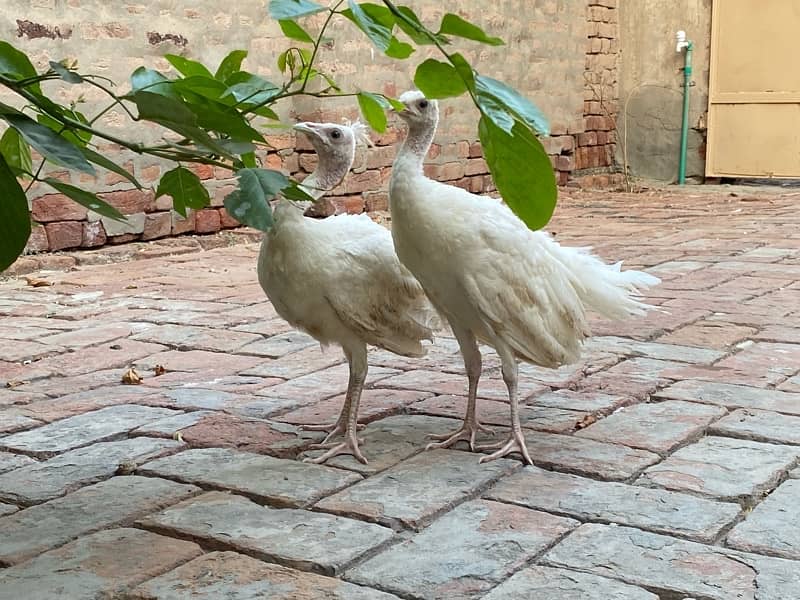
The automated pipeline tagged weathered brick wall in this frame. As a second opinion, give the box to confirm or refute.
[2,0,620,256]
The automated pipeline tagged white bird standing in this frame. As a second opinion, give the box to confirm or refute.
[388,91,660,464]
[258,121,439,464]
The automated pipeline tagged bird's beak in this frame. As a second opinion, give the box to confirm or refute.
[293,122,321,138]
[393,105,413,119]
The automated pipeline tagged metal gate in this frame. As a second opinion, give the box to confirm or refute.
[706,0,800,178]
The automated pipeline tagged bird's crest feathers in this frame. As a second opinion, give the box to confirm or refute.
[343,119,374,148]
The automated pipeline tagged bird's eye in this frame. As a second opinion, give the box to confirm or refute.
[330,129,342,139]
[419,100,429,109]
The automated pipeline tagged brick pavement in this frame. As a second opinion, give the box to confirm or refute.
[1,186,800,598]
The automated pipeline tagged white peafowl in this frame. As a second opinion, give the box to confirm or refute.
[388,91,660,464]
[258,120,439,464]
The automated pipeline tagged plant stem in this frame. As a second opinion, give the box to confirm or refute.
[301,0,344,92]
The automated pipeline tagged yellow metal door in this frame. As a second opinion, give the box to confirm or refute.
[707,0,800,177]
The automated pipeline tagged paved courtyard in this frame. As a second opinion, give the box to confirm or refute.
[1,186,800,599]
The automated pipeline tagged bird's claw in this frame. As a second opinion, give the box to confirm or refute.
[477,429,533,465]
[304,435,368,465]
[303,421,365,444]
[426,421,494,452]
[308,437,365,450]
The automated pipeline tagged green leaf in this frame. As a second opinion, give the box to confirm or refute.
[48,60,83,84]
[393,5,440,45]
[479,115,556,231]
[413,59,468,99]
[357,92,388,133]
[241,151,257,169]
[475,75,549,135]
[37,110,92,147]
[279,19,314,43]
[385,96,405,112]
[156,166,210,217]
[129,91,233,158]
[164,54,214,79]
[0,127,33,174]
[268,0,326,20]
[437,13,504,46]
[172,76,229,102]
[2,113,94,174]
[281,180,315,202]
[131,90,196,126]
[0,154,31,271]
[179,93,263,142]
[79,145,142,190]
[225,168,291,231]
[215,50,248,82]
[449,52,475,91]
[0,41,41,94]
[43,178,126,222]
[385,36,414,59]
[130,66,179,98]
[344,1,393,54]
[224,72,279,106]
[343,2,415,57]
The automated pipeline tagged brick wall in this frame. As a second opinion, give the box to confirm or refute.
[2,0,620,256]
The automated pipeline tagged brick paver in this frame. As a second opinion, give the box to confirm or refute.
[2,187,800,596]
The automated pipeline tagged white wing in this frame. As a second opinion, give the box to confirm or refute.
[313,214,440,356]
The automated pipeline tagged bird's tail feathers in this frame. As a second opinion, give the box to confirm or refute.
[544,238,660,320]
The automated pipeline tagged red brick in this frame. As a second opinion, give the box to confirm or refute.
[577,131,598,146]
[469,142,483,158]
[366,145,396,169]
[218,208,240,228]
[343,170,381,194]
[171,210,196,235]
[141,212,172,240]
[25,225,50,253]
[81,221,107,247]
[195,209,221,233]
[364,191,389,212]
[264,153,282,171]
[104,161,135,186]
[465,157,488,176]
[100,189,155,214]
[31,194,88,222]
[212,184,235,208]
[264,134,293,151]
[556,155,573,171]
[45,221,83,250]
[332,195,365,214]
[108,233,140,244]
[190,163,215,180]
[138,164,160,184]
[298,153,317,173]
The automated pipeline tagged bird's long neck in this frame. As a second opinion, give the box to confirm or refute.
[393,122,436,178]
[274,151,349,221]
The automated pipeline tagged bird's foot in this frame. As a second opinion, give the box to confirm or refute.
[304,421,365,444]
[303,432,368,465]
[477,428,533,465]
[426,421,494,452]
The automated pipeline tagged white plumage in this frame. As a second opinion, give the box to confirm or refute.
[258,121,438,464]
[389,91,660,464]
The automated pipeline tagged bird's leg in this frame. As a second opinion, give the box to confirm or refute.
[427,328,492,452]
[477,349,533,465]
[304,344,369,465]
[303,350,365,440]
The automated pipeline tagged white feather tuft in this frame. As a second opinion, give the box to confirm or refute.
[343,119,374,148]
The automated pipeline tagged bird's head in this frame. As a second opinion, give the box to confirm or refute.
[292,121,370,197]
[293,121,358,165]
[395,90,439,130]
